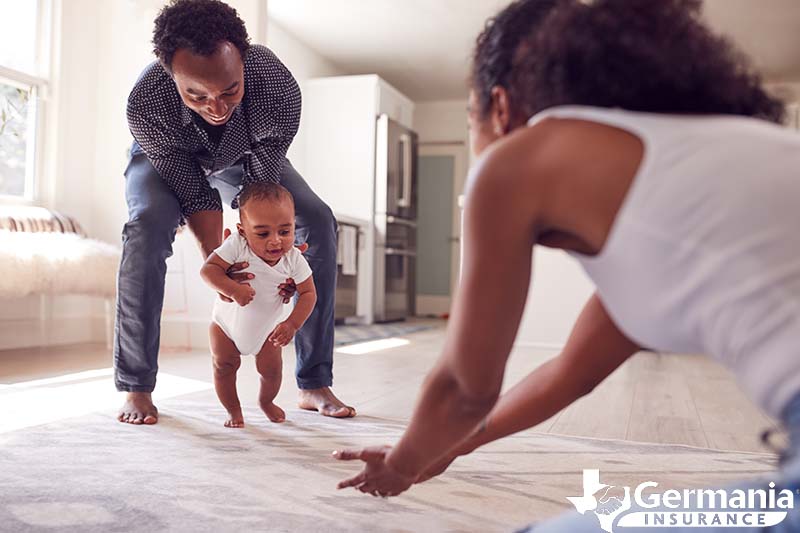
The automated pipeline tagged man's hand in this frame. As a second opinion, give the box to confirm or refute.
[217,228,255,302]
[278,241,308,304]
[219,260,253,302]
[232,283,255,306]
[268,320,297,347]
[333,445,416,498]
[278,278,297,304]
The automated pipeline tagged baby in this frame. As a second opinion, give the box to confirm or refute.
[200,182,316,428]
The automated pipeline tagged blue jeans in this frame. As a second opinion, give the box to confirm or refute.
[520,394,800,532]
[114,147,337,392]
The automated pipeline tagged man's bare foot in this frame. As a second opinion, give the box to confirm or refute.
[117,392,158,425]
[260,401,286,423]
[224,407,245,428]
[298,387,356,418]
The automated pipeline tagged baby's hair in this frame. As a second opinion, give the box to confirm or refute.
[238,182,294,212]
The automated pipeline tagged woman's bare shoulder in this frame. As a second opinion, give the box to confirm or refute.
[469,117,643,253]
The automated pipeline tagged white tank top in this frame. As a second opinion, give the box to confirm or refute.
[528,106,800,417]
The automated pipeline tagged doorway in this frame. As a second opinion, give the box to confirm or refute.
[415,143,468,316]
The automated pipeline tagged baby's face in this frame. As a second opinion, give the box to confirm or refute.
[237,198,295,264]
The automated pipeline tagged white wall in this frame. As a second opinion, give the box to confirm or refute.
[514,249,595,348]
[413,99,469,145]
[766,80,800,101]
[266,20,346,179]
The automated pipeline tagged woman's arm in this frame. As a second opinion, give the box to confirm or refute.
[334,123,642,496]
[382,157,541,479]
[335,137,548,495]
[419,292,640,480]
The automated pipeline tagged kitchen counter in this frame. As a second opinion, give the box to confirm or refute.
[333,213,372,324]
[334,213,370,229]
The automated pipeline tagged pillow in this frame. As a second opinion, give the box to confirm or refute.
[0,206,86,236]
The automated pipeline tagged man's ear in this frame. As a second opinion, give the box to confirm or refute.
[490,86,512,136]
[159,59,173,77]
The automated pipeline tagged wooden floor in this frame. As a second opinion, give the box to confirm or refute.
[0,322,779,453]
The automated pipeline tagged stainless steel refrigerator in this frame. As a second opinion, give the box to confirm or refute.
[374,114,418,322]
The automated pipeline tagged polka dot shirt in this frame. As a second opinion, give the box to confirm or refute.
[126,45,301,217]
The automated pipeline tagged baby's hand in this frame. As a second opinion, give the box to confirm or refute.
[232,283,256,306]
[268,321,297,347]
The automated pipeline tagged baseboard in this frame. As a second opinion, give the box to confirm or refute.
[0,314,566,353]
[415,295,451,316]
[0,315,107,350]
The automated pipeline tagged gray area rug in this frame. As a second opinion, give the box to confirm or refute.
[0,399,779,532]
[334,323,435,346]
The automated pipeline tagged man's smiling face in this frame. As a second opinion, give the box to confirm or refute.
[170,40,245,126]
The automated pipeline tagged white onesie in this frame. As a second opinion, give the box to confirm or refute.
[212,233,313,355]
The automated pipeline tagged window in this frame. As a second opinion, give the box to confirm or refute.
[0,0,51,201]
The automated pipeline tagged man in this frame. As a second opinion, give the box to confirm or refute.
[115,0,354,423]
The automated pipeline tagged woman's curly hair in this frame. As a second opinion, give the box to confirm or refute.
[473,0,785,123]
[152,0,250,70]
[471,0,560,126]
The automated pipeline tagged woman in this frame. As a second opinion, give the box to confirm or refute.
[335,0,799,530]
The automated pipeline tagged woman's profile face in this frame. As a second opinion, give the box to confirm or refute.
[467,89,502,158]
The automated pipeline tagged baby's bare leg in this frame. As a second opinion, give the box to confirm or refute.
[209,323,244,428]
[256,341,285,423]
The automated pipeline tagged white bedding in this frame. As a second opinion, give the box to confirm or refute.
[0,230,120,298]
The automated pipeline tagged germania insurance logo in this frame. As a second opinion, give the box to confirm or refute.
[566,469,794,532]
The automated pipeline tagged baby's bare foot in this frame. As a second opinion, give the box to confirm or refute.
[224,407,245,428]
[260,401,285,423]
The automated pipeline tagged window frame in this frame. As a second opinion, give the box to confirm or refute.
[0,0,52,205]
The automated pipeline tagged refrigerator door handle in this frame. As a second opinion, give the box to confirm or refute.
[386,215,417,228]
[397,133,412,207]
[384,247,417,257]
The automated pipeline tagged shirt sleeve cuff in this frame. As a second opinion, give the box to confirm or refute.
[181,197,223,218]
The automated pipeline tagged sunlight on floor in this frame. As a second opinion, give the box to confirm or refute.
[0,368,212,434]
[334,337,411,355]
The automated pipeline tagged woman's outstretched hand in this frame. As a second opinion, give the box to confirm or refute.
[333,445,416,498]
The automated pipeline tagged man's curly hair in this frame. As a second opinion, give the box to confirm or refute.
[152,0,250,70]
[473,0,785,123]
